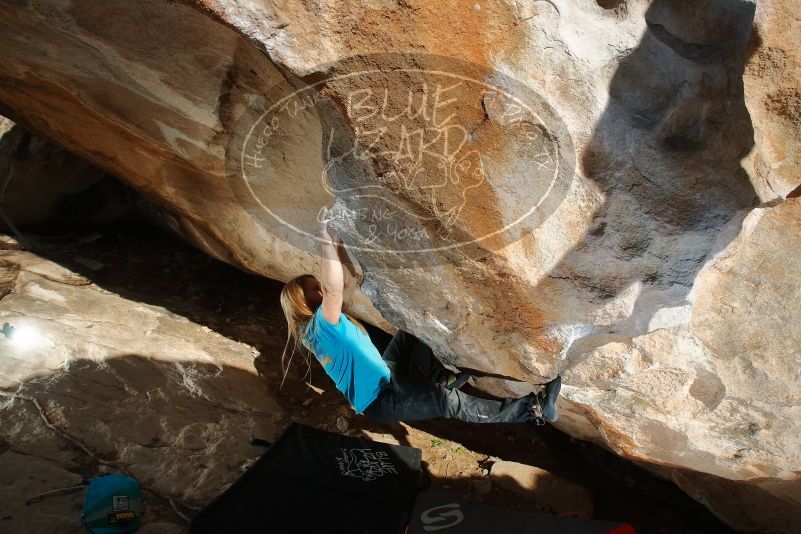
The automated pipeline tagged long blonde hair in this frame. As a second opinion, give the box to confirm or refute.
[279,274,367,389]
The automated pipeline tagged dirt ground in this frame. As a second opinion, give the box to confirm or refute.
[6,217,733,534]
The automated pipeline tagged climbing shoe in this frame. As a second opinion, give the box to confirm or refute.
[439,371,472,390]
[530,375,561,425]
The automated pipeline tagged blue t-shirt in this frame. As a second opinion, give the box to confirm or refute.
[302,307,391,413]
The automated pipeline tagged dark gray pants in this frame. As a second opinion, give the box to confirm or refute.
[362,330,539,424]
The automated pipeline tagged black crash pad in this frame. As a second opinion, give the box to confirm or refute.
[408,491,636,534]
[190,423,422,534]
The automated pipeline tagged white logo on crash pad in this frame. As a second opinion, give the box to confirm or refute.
[421,503,464,531]
[336,448,398,481]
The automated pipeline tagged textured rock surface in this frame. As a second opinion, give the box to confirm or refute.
[0,248,282,530]
[742,1,801,200]
[0,0,799,531]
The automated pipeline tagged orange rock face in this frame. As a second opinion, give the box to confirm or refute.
[0,0,799,531]
[743,0,801,200]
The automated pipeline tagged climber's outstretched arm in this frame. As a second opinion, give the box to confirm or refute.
[336,235,360,304]
[319,221,344,325]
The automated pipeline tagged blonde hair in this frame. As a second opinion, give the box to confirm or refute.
[279,274,368,390]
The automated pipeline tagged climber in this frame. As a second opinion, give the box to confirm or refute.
[278,220,561,425]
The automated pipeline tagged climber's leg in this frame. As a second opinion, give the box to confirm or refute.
[379,330,416,377]
[531,375,561,423]
[405,332,473,389]
[362,375,540,424]
[362,378,443,422]
[439,388,541,424]
[381,330,449,383]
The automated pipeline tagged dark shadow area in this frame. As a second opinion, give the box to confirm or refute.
[364,415,733,534]
[667,465,801,533]
[2,218,734,533]
[0,119,139,237]
[0,353,280,531]
[542,0,758,331]
[3,351,733,534]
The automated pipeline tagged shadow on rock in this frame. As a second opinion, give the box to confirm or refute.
[543,0,758,335]
[0,353,283,531]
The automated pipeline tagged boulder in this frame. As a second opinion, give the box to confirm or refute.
[0,248,282,528]
[0,0,799,530]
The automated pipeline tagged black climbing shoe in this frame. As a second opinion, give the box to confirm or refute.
[531,375,561,424]
[440,371,472,390]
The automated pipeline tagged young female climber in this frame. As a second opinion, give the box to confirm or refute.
[278,221,561,425]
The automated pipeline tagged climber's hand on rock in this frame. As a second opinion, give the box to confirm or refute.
[320,219,335,243]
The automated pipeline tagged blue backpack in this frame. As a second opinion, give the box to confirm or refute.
[82,474,141,533]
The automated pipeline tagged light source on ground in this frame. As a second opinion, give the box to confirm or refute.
[2,322,46,350]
